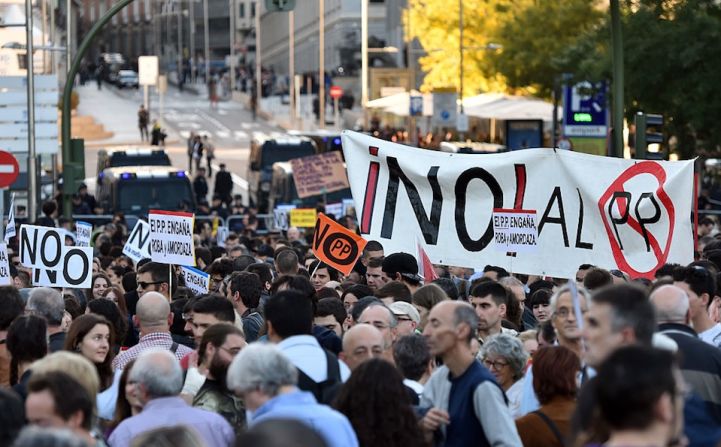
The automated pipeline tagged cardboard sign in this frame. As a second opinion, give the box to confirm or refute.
[19,224,92,288]
[0,243,12,286]
[312,213,367,276]
[123,220,152,263]
[290,208,317,228]
[5,193,15,243]
[274,204,296,231]
[492,209,538,253]
[180,266,210,295]
[341,130,694,279]
[75,221,92,247]
[290,152,350,199]
[149,210,196,266]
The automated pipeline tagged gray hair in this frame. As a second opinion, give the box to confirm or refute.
[479,334,528,381]
[27,287,64,326]
[549,285,590,313]
[129,348,183,398]
[12,426,89,447]
[365,303,398,328]
[226,343,297,397]
[651,285,690,323]
[498,276,524,289]
[453,303,479,342]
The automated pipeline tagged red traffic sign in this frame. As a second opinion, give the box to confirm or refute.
[330,85,343,99]
[0,151,19,188]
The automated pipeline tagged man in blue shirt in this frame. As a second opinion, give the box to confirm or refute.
[227,343,358,447]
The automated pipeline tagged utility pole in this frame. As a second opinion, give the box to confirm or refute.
[255,4,261,114]
[203,0,209,81]
[177,0,182,80]
[229,0,236,93]
[361,0,367,129]
[407,7,417,146]
[26,0,38,220]
[289,10,295,126]
[66,0,71,72]
[610,0,624,157]
[189,0,195,82]
[318,0,325,128]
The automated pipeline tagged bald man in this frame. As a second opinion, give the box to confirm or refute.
[112,292,194,370]
[652,284,721,424]
[339,324,385,371]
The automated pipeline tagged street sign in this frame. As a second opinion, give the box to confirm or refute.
[409,95,423,117]
[138,56,159,86]
[0,151,20,188]
[330,85,343,99]
[265,0,296,12]
[563,81,608,138]
[432,91,458,128]
[457,113,469,132]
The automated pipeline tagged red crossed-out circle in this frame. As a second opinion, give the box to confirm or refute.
[597,161,675,279]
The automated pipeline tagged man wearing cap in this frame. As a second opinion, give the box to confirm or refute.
[382,253,423,293]
[389,302,420,336]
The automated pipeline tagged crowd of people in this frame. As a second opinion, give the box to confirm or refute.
[1,210,721,447]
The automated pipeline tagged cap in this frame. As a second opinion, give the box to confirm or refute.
[389,301,421,324]
[382,252,423,283]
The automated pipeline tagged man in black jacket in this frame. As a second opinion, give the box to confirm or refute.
[193,167,209,204]
[214,163,233,207]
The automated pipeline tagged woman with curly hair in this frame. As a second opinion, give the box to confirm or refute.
[333,358,428,447]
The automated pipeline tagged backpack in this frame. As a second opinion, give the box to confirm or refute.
[296,348,341,405]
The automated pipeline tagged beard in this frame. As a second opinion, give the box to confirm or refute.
[208,352,231,390]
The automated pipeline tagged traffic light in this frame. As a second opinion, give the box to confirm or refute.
[264,0,295,12]
[64,138,86,194]
[635,112,664,160]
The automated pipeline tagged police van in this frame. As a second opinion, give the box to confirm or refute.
[96,166,195,215]
[96,146,171,177]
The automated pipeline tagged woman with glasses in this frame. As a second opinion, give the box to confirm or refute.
[479,333,528,418]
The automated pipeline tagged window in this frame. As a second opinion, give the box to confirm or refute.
[239,2,245,18]
[250,1,255,17]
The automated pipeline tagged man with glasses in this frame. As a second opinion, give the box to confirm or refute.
[389,301,420,336]
[136,262,176,300]
[193,323,247,435]
[673,264,721,348]
[358,303,398,363]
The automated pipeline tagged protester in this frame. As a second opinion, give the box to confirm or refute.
[393,333,433,401]
[469,281,517,344]
[357,302,398,362]
[108,349,234,447]
[26,287,66,352]
[0,387,25,445]
[88,273,112,301]
[528,288,552,323]
[192,323,247,434]
[339,324,385,371]
[108,360,140,435]
[515,346,580,446]
[112,292,193,371]
[333,358,428,447]
[310,260,341,291]
[411,283,449,330]
[478,334,528,418]
[235,419,329,447]
[420,301,521,446]
[673,265,721,348]
[135,262,176,300]
[228,271,264,342]
[226,343,359,447]
[382,253,423,293]
[0,286,24,386]
[364,257,387,292]
[7,314,47,399]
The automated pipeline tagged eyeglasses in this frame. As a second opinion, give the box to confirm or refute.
[219,346,243,356]
[554,307,586,319]
[482,359,509,370]
[138,280,164,289]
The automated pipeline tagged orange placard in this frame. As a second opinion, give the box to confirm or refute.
[312,213,367,276]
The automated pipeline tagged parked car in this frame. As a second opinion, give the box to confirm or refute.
[117,70,139,89]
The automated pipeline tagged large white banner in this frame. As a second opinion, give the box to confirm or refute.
[341,131,695,279]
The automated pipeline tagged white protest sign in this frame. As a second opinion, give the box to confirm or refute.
[5,193,15,243]
[341,131,695,279]
[31,245,93,288]
[492,209,538,253]
[149,210,196,266]
[273,204,296,231]
[19,224,93,288]
[123,220,152,262]
[216,226,229,248]
[180,266,209,295]
[75,221,92,247]
[0,243,11,286]
[325,202,344,219]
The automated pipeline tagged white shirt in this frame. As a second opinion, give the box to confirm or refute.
[506,379,524,419]
[403,378,424,401]
[97,369,123,420]
[699,323,721,348]
[278,335,350,383]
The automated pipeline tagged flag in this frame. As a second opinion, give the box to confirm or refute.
[5,193,15,243]
[417,238,439,283]
[312,213,367,276]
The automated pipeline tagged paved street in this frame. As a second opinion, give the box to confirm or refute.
[75,82,286,201]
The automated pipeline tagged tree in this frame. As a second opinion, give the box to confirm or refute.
[488,0,605,98]
[406,0,524,95]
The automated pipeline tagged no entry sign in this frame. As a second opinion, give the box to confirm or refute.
[0,151,19,188]
[330,86,343,99]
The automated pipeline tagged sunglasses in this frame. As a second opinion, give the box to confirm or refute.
[138,280,164,289]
